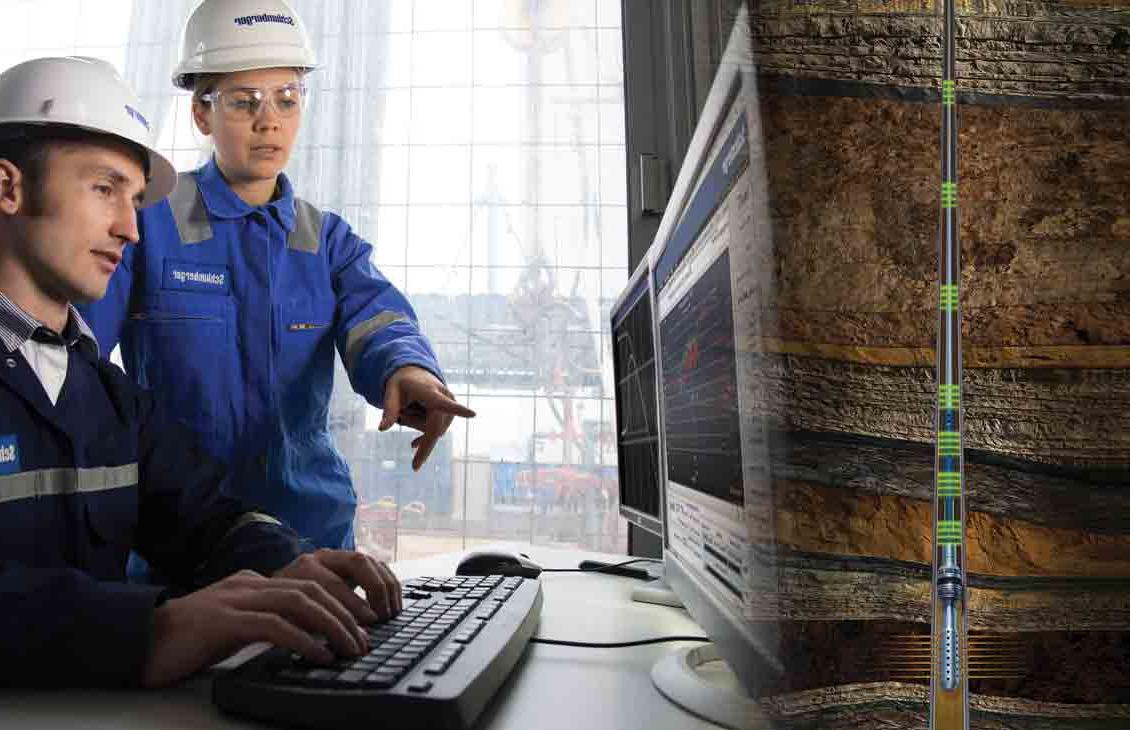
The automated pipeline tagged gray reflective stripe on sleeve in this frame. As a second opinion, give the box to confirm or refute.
[288,199,323,253]
[0,463,139,506]
[345,311,409,373]
[168,172,213,244]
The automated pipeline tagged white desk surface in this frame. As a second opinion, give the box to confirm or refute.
[2,544,725,730]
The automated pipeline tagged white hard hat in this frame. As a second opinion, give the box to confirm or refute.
[0,56,176,207]
[172,0,318,90]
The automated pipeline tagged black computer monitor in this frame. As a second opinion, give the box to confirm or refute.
[634,11,768,729]
[610,260,664,538]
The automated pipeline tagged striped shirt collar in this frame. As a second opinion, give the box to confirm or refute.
[0,292,99,357]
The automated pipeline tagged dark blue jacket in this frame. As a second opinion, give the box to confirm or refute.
[0,334,308,688]
[79,159,443,550]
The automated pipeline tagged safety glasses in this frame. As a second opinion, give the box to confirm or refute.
[199,82,307,121]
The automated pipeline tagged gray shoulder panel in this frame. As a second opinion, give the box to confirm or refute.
[289,198,324,254]
[168,171,213,244]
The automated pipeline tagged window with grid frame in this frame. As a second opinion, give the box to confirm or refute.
[0,0,630,561]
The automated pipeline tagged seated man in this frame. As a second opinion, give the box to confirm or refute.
[0,56,398,689]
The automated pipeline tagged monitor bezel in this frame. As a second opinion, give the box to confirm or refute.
[609,256,666,539]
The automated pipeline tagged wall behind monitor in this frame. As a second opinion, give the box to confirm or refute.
[622,0,747,270]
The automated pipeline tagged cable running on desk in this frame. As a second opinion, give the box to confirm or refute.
[530,636,710,648]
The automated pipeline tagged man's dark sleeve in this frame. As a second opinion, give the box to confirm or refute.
[130,385,312,588]
[0,561,162,687]
[0,369,314,689]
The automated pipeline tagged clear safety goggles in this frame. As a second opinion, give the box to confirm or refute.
[199,82,307,121]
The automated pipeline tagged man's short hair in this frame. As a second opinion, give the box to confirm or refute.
[0,125,150,213]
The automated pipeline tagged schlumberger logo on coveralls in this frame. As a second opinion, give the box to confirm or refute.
[0,435,20,476]
[164,261,232,295]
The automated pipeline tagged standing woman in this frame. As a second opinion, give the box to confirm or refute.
[80,0,473,552]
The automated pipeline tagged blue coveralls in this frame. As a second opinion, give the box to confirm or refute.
[79,159,443,550]
[0,305,307,687]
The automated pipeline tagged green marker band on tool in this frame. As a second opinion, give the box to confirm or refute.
[939,384,960,408]
[942,79,956,106]
[942,181,957,209]
[938,519,962,545]
[940,284,959,311]
[937,471,961,496]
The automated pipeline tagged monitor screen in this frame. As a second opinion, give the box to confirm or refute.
[610,262,664,538]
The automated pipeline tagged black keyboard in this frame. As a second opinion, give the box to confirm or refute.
[213,574,542,730]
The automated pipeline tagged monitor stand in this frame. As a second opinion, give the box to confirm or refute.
[651,643,762,730]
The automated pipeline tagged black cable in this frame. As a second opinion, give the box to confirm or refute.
[539,558,661,575]
[530,636,710,648]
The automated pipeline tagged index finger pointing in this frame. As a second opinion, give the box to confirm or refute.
[424,397,476,419]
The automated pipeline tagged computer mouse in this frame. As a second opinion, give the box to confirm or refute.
[455,549,542,579]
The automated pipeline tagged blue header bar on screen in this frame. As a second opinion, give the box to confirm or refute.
[653,113,749,294]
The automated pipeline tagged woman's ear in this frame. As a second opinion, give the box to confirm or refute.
[192,100,212,137]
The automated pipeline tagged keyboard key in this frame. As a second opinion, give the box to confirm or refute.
[337,670,369,684]
[361,673,396,689]
[423,662,447,676]
[383,659,412,669]
[407,680,434,693]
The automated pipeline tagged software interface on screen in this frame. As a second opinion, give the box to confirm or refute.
[654,107,753,629]
[612,272,664,533]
